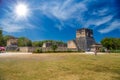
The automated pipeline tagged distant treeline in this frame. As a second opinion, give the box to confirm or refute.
[1,30,120,50]
[0,30,66,47]
[101,38,120,50]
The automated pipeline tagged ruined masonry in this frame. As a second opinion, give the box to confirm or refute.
[67,28,96,51]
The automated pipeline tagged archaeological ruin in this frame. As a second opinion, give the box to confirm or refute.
[67,28,101,51]
[5,28,102,52]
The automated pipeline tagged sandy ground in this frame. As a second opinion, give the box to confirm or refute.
[0,52,106,57]
[0,52,107,61]
[0,52,32,57]
[0,52,76,61]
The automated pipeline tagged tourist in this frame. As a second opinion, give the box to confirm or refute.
[94,49,97,56]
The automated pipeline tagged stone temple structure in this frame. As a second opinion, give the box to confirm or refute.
[7,38,18,47]
[68,28,97,51]
[6,37,18,51]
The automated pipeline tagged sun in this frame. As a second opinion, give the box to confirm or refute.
[15,3,29,18]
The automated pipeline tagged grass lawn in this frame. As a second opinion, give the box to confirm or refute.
[0,53,120,80]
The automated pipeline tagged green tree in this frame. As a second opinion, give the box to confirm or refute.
[51,44,58,52]
[0,29,5,46]
[32,41,43,47]
[101,38,120,50]
[18,37,32,47]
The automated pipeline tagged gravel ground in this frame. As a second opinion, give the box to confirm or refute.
[0,52,106,58]
[0,52,32,57]
[0,52,106,61]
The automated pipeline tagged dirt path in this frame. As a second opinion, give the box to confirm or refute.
[0,52,32,57]
[0,52,106,61]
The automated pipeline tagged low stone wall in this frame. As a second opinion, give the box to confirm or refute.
[67,48,79,52]
[19,47,40,52]
[19,47,78,52]
[6,46,19,51]
[19,47,27,52]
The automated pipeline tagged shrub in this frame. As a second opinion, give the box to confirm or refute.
[110,50,120,53]
[33,48,42,53]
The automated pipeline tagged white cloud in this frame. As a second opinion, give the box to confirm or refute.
[1,0,119,34]
[0,17,34,33]
[95,15,113,26]
[99,20,120,33]
[39,0,87,21]
[92,8,110,16]
[38,0,87,30]
[83,15,113,28]
[38,0,117,32]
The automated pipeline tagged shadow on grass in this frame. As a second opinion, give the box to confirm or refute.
[0,75,4,80]
[112,76,120,80]
[0,70,4,80]
[92,65,120,74]
[87,65,120,80]
[91,65,110,72]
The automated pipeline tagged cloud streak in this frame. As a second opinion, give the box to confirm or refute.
[38,0,119,33]
[39,0,87,21]
[99,20,120,33]
[0,17,34,32]
[0,0,120,34]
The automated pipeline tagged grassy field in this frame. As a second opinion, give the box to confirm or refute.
[0,53,120,80]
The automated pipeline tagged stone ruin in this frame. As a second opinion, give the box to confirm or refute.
[5,28,102,52]
[67,28,99,51]
[6,37,19,51]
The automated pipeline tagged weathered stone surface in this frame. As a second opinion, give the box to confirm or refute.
[67,40,77,49]
[68,28,96,51]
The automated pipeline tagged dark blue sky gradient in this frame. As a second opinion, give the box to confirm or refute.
[0,0,120,42]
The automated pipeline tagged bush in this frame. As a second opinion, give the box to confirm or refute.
[51,45,58,52]
[100,47,106,52]
[110,50,120,53]
[33,48,42,53]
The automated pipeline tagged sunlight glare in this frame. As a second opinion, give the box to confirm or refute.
[15,3,29,17]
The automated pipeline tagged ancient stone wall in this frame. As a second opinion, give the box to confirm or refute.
[68,28,96,51]
[67,40,77,49]
[7,39,18,46]
[19,47,78,52]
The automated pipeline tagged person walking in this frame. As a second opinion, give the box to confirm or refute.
[94,48,97,56]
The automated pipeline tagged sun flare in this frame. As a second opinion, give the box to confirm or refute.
[15,3,29,18]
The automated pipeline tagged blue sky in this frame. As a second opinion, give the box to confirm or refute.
[0,0,120,42]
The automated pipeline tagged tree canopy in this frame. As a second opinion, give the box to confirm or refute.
[32,40,66,47]
[18,37,32,47]
[32,41,43,47]
[101,38,120,50]
[0,30,5,46]
[51,44,58,52]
